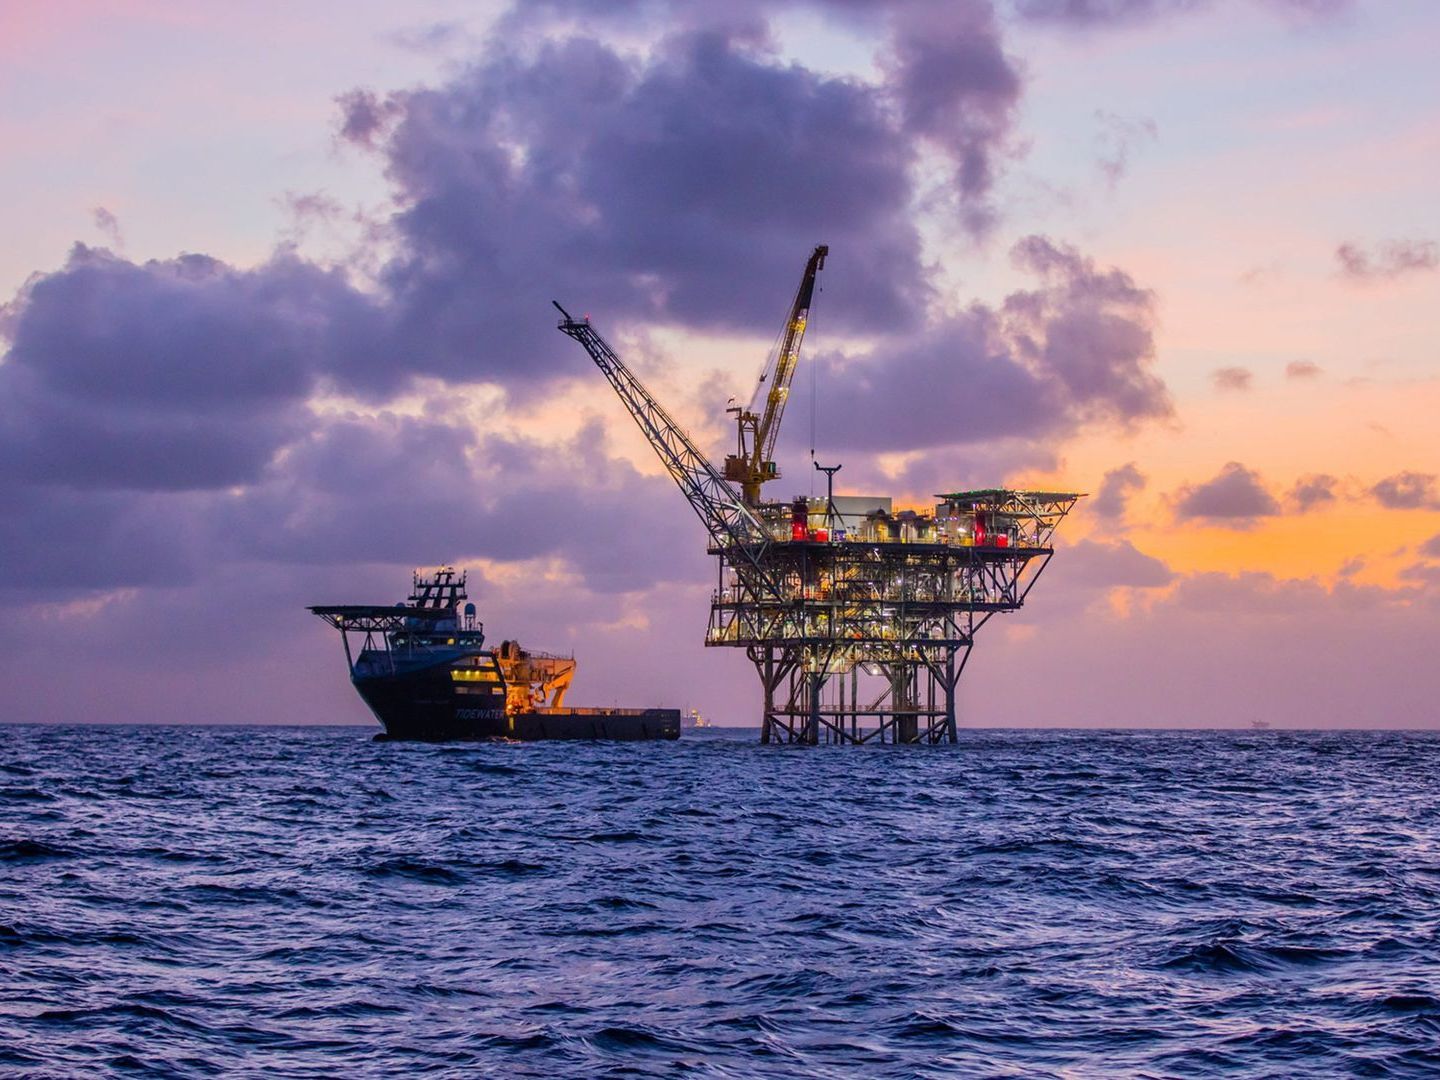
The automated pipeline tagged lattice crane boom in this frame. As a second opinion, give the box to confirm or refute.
[553,303,769,555]
[724,244,828,506]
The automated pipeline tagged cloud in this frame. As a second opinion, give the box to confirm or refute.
[1012,0,1206,24]
[334,88,400,148]
[1094,110,1157,189]
[1285,359,1322,379]
[92,206,124,250]
[1091,461,1146,520]
[1011,0,1350,26]
[1399,560,1440,595]
[1211,366,1252,392]
[1422,535,1440,559]
[0,247,707,601]
[14,17,1006,415]
[1164,568,1410,617]
[809,235,1171,454]
[1005,236,1171,425]
[331,4,1031,387]
[0,11,1153,616]
[0,246,403,493]
[880,1,1022,234]
[1286,473,1338,512]
[1064,537,1173,587]
[1336,239,1439,283]
[970,561,1436,731]
[1370,471,1440,511]
[351,29,934,389]
[0,6,1086,501]
[0,398,705,602]
[496,1,1024,234]
[388,21,469,53]
[226,415,705,594]
[1172,462,1279,526]
[0,487,207,593]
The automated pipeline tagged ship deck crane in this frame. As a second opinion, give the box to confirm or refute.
[723,244,828,506]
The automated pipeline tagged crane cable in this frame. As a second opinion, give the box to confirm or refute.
[748,316,788,416]
[808,279,823,497]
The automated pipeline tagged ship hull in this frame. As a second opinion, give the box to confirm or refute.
[354,670,680,742]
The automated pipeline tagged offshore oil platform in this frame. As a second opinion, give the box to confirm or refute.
[556,246,1080,745]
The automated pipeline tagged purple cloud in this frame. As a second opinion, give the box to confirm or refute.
[1065,537,1173,587]
[323,2,1034,390]
[498,1,1024,233]
[1371,471,1440,511]
[806,236,1170,454]
[92,206,124,250]
[334,88,399,148]
[1166,569,1405,617]
[0,246,706,603]
[1172,462,1280,526]
[9,24,953,413]
[0,401,704,602]
[1211,366,1253,392]
[1013,0,1202,23]
[1005,236,1170,426]
[1336,239,1439,283]
[355,29,931,388]
[1091,461,1147,520]
[0,7,1035,431]
[221,415,704,594]
[1094,110,1158,188]
[1285,359,1322,379]
[0,246,401,493]
[881,1,1022,234]
[1422,535,1440,559]
[1013,0,1349,25]
[0,486,207,594]
[0,14,1158,618]
[1287,473,1338,512]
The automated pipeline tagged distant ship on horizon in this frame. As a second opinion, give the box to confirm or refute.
[682,709,715,730]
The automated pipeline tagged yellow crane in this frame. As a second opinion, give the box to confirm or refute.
[722,244,828,506]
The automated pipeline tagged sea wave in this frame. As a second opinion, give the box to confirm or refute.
[1,724,1439,1076]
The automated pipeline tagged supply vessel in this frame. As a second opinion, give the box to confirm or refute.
[310,567,680,741]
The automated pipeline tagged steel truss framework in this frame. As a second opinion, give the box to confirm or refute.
[708,491,1077,744]
[556,308,1079,744]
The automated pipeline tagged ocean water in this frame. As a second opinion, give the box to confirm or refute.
[2,726,1439,1078]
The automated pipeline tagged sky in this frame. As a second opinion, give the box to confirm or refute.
[1,0,1436,729]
